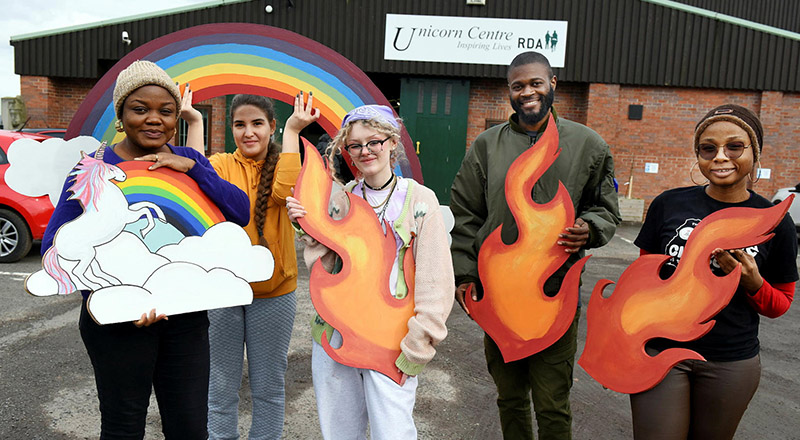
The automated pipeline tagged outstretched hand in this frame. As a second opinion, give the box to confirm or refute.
[285,91,321,133]
[179,83,202,124]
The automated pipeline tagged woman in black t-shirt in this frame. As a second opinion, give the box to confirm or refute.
[630,104,798,440]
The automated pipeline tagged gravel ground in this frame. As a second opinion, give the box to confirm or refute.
[1,223,798,439]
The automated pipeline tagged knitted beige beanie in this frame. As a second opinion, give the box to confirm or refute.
[112,60,182,119]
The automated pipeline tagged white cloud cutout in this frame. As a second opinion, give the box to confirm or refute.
[87,262,254,325]
[26,231,170,296]
[5,136,101,207]
[30,221,265,325]
[93,231,171,286]
[156,222,274,283]
[440,205,455,246]
[25,270,59,297]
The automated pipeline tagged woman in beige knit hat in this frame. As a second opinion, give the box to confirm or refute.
[629,104,797,439]
[41,60,250,439]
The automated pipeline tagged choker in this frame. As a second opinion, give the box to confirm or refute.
[363,173,396,191]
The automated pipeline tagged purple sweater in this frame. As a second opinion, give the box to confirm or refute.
[41,144,250,298]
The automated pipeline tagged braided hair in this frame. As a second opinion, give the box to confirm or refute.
[230,94,280,248]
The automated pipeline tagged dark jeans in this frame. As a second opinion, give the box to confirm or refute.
[630,354,761,440]
[484,311,580,440]
[79,300,210,439]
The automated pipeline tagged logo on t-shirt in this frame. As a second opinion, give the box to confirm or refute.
[665,218,760,272]
[665,219,700,268]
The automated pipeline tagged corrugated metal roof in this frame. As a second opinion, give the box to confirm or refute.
[674,0,800,34]
[644,0,800,41]
[10,0,800,91]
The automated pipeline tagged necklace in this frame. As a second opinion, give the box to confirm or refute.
[362,176,398,224]
[362,175,397,209]
[363,173,395,191]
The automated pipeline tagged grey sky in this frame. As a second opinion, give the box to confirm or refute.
[1,0,209,98]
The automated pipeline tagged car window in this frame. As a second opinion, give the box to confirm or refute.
[0,148,7,165]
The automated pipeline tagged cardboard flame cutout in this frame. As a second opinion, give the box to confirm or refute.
[295,143,414,384]
[467,114,589,362]
[579,197,793,394]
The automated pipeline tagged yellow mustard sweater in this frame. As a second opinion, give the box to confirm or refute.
[209,150,301,298]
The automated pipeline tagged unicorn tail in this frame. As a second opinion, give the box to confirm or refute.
[43,246,77,295]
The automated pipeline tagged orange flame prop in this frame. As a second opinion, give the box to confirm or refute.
[467,114,589,362]
[294,142,415,384]
[579,197,793,394]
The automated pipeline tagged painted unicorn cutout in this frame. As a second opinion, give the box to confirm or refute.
[43,152,166,294]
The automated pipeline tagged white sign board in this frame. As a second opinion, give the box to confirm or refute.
[757,168,771,179]
[644,163,659,174]
[384,14,568,67]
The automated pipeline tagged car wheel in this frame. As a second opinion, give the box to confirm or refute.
[0,209,33,263]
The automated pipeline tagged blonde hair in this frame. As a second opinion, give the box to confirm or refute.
[326,118,406,183]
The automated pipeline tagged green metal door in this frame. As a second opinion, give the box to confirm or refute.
[399,78,469,205]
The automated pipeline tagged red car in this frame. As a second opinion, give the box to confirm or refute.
[0,130,57,262]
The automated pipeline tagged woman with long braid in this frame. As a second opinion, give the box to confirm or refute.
[189,92,318,439]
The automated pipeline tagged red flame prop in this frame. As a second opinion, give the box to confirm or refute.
[579,196,793,394]
[294,142,415,384]
[467,114,589,362]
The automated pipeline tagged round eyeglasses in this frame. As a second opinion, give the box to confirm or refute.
[697,142,751,161]
[344,137,391,155]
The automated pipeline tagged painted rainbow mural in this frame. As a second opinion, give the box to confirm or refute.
[115,161,225,237]
[66,23,422,180]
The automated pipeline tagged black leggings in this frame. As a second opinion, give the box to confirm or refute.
[79,300,210,439]
[630,355,761,440]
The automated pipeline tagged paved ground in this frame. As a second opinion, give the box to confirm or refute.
[1,223,798,439]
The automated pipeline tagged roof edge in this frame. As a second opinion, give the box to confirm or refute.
[642,0,800,41]
[10,0,251,42]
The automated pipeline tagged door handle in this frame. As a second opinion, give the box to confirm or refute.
[416,141,420,155]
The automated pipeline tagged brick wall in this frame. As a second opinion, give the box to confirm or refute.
[21,73,800,213]
[21,76,229,156]
[464,79,800,213]
[465,79,587,147]
[761,91,800,196]
[205,96,228,155]
[606,86,765,207]
[20,76,94,128]
[465,78,512,147]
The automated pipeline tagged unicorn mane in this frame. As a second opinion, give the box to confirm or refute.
[67,154,121,211]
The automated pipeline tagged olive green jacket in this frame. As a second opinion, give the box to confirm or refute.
[450,111,622,293]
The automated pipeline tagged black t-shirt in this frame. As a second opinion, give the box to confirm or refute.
[634,186,798,361]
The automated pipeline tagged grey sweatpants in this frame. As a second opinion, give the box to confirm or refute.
[207,292,297,440]
[311,331,419,440]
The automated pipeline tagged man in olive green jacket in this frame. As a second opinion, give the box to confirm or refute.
[450,51,621,440]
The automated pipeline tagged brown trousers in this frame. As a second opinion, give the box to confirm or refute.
[630,354,761,440]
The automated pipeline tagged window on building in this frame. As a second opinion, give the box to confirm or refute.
[176,105,211,155]
[485,119,505,129]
